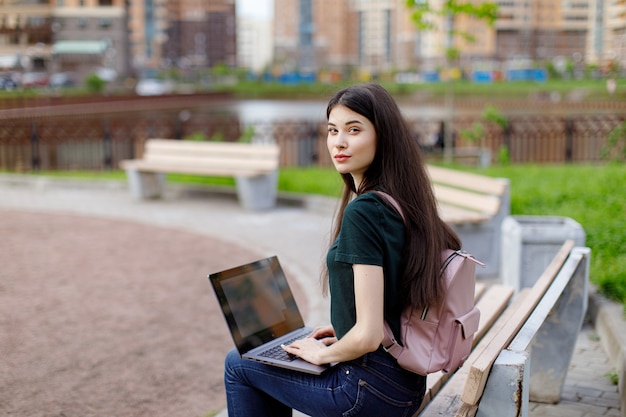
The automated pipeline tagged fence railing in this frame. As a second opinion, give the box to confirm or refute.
[0,95,624,171]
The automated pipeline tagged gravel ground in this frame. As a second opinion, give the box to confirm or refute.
[0,210,306,417]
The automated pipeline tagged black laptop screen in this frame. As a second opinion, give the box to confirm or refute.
[209,256,305,353]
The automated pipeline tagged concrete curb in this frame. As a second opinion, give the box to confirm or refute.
[587,288,626,417]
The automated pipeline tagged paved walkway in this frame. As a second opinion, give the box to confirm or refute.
[0,174,621,417]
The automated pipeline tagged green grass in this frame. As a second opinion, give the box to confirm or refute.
[7,78,624,102]
[212,79,626,101]
[14,163,626,308]
[477,163,626,308]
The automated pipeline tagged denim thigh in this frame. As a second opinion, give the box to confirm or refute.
[224,348,425,417]
[337,349,426,417]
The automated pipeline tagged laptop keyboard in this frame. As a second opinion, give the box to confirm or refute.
[258,333,308,362]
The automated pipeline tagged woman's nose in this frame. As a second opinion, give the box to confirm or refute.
[333,135,347,149]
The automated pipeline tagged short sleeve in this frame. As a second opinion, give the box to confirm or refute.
[332,196,385,266]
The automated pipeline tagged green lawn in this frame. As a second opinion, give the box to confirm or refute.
[16,163,626,309]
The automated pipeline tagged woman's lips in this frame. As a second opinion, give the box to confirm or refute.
[334,154,350,162]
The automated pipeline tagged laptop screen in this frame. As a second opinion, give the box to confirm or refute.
[209,256,305,353]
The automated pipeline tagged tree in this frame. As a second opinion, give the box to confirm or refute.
[405,0,498,161]
[406,0,498,64]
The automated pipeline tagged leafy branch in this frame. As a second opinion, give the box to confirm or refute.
[405,0,498,62]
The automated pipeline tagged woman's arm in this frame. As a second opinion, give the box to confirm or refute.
[282,264,385,365]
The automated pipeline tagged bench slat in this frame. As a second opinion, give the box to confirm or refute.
[120,160,274,177]
[132,154,278,171]
[145,138,280,158]
[427,165,507,196]
[433,184,501,216]
[460,240,575,406]
[437,204,491,224]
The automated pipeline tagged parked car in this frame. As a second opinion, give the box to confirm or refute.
[21,72,49,88]
[135,78,173,96]
[49,72,76,88]
[0,73,18,90]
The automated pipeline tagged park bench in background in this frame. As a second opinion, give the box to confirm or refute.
[119,139,280,211]
[427,165,510,278]
[416,240,589,417]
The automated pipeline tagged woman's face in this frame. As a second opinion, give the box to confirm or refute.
[327,105,377,187]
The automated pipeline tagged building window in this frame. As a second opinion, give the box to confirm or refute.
[99,18,111,28]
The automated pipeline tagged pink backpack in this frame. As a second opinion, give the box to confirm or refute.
[376,192,484,376]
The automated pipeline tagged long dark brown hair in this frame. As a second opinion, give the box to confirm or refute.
[324,83,461,310]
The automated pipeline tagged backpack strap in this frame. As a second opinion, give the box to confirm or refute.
[376,191,485,269]
[374,191,405,221]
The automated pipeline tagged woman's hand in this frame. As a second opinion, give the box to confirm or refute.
[309,325,338,345]
[281,325,337,365]
[281,337,329,365]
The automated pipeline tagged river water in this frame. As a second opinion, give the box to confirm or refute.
[195,98,449,124]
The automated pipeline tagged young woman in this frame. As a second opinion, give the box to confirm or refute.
[224,83,461,417]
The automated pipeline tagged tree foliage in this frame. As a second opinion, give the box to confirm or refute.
[405,0,499,60]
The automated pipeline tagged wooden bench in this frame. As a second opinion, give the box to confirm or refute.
[119,139,281,211]
[416,240,590,417]
[427,165,510,278]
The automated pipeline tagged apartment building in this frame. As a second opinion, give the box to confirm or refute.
[0,0,54,71]
[0,0,236,80]
[162,0,236,69]
[51,0,129,77]
[495,0,588,66]
[270,0,500,75]
[270,0,626,76]
[237,15,272,72]
[590,0,626,68]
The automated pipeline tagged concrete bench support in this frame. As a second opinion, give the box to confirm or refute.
[125,170,166,199]
[235,171,279,211]
[476,247,589,417]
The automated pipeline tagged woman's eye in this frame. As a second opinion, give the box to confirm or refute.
[348,127,360,134]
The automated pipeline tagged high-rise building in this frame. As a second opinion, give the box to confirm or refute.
[269,0,626,76]
[162,0,236,69]
[601,0,626,68]
[51,0,129,77]
[0,0,236,79]
[237,15,272,72]
[0,0,54,71]
[495,0,589,64]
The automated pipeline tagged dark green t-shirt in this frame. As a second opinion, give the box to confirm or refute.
[327,192,406,340]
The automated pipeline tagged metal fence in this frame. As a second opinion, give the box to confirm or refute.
[0,95,624,171]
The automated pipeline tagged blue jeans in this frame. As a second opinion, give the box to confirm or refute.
[224,348,426,417]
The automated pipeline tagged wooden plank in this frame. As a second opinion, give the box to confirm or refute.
[474,285,515,344]
[433,184,501,215]
[427,165,507,196]
[420,287,532,417]
[119,160,272,177]
[460,240,575,406]
[474,283,487,303]
[437,204,490,224]
[146,138,280,156]
[139,154,279,171]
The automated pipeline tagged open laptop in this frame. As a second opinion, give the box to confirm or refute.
[209,256,336,375]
